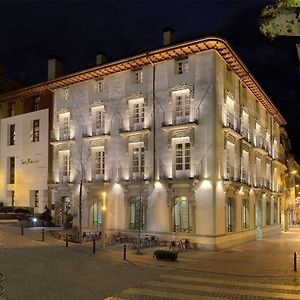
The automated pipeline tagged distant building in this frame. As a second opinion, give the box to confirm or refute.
[0,65,24,95]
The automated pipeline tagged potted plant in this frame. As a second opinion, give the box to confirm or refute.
[153,249,178,261]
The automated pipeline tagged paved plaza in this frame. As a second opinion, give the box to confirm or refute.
[1,224,300,299]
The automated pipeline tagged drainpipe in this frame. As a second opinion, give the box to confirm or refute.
[148,55,156,181]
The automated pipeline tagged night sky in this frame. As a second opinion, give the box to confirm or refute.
[0,1,299,159]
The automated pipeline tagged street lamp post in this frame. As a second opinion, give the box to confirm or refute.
[102,192,106,249]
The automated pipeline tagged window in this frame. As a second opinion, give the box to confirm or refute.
[132,69,143,84]
[226,198,235,232]
[95,150,105,176]
[242,199,249,229]
[33,96,40,111]
[64,88,69,100]
[90,198,102,228]
[176,58,188,74]
[9,124,15,145]
[62,153,70,178]
[266,201,271,225]
[8,102,16,117]
[175,93,190,123]
[60,114,70,139]
[274,202,278,223]
[95,109,104,134]
[175,142,190,172]
[11,191,15,207]
[241,151,249,184]
[173,196,192,232]
[96,79,103,92]
[34,191,39,208]
[129,197,144,230]
[32,119,40,142]
[132,145,144,178]
[132,102,145,128]
[9,157,15,184]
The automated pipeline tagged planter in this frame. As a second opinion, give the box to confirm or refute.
[153,249,178,261]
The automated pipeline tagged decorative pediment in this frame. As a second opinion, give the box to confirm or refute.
[127,134,148,151]
[226,133,236,144]
[224,89,234,102]
[168,128,194,149]
[127,92,146,105]
[168,83,194,102]
[89,100,105,116]
[90,139,106,148]
[242,142,250,152]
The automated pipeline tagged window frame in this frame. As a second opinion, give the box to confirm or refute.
[32,119,40,142]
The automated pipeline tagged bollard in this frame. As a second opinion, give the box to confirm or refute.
[21,223,24,235]
[42,228,45,242]
[123,244,127,260]
[294,252,297,272]
[93,238,96,254]
[66,234,69,248]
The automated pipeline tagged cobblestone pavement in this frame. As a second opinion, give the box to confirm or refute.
[2,224,300,299]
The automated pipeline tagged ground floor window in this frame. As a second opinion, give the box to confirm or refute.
[266,201,271,225]
[242,199,249,230]
[129,197,144,230]
[34,191,39,208]
[172,196,192,232]
[274,202,278,224]
[226,198,235,232]
[90,198,102,228]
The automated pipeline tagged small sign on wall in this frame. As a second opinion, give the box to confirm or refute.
[20,158,40,165]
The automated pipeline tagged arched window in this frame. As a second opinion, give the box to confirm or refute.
[129,197,144,230]
[274,202,278,223]
[226,198,235,232]
[173,196,192,232]
[90,198,102,228]
[266,201,271,225]
[242,199,249,230]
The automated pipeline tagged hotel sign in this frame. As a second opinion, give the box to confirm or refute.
[20,158,40,165]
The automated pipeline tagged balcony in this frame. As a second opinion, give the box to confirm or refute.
[254,136,270,155]
[241,126,251,143]
[241,170,251,185]
[50,128,75,145]
[48,172,73,185]
[254,177,271,189]
[159,164,200,181]
[161,108,198,130]
[82,123,110,141]
[224,166,240,182]
[119,115,151,136]
[223,112,242,139]
[84,169,110,184]
[116,167,151,182]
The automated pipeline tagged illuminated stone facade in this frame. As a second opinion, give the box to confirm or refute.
[49,47,286,249]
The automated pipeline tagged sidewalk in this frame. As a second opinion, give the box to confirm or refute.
[2,223,300,277]
[99,226,300,277]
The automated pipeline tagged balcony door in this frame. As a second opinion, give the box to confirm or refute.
[130,98,145,130]
[174,92,190,124]
[174,139,190,178]
[132,144,145,179]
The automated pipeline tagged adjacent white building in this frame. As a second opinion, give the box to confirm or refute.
[0,108,49,213]
[49,36,286,249]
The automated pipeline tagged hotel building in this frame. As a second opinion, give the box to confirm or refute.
[0,33,293,249]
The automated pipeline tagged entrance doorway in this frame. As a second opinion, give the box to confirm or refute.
[255,200,262,240]
[90,198,102,228]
